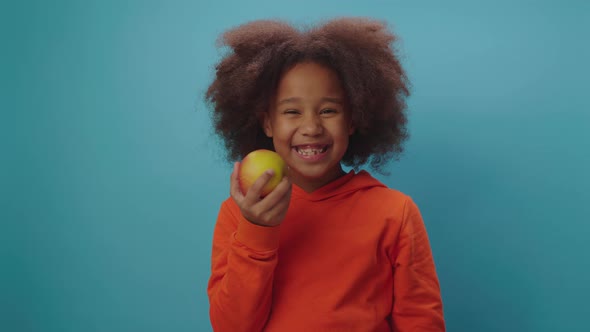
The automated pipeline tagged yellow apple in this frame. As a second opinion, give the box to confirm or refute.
[238,149,287,196]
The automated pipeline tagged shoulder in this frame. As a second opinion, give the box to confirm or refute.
[353,171,420,215]
[355,170,411,199]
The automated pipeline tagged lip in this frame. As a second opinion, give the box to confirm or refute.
[292,144,330,162]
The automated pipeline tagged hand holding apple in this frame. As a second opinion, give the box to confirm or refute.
[229,149,291,227]
[238,149,287,197]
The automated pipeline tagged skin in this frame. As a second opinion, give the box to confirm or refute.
[230,163,291,227]
[264,61,355,193]
[231,61,354,227]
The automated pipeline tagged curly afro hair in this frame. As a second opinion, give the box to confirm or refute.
[205,17,410,172]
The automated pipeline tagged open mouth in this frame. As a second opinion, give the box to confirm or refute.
[293,145,329,156]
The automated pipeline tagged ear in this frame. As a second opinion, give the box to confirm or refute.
[262,112,273,137]
[345,107,355,135]
[348,119,355,136]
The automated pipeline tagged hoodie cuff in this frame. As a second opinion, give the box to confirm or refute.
[235,216,281,252]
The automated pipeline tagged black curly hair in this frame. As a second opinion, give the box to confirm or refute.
[205,17,410,172]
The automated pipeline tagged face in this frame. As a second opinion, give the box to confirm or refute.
[263,62,355,192]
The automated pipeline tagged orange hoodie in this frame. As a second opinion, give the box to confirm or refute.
[208,170,445,331]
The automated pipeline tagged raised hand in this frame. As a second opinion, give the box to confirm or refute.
[230,162,291,227]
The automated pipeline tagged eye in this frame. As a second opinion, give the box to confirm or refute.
[283,109,300,115]
[320,109,337,115]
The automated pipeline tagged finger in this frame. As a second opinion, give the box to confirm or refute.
[262,187,292,224]
[243,169,275,204]
[230,162,244,201]
[256,176,291,209]
[242,176,290,226]
[273,179,292,211]
[269,182,291,211]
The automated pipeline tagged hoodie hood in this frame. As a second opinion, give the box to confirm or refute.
[291,170,386,202]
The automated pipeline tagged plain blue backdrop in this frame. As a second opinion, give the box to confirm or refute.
[3,0,589,331]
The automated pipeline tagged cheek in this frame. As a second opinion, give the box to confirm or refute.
[271,121,295,139]
[270,124,292,148]
[333,123,352,139]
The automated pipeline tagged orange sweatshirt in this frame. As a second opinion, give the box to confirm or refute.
[208,170,445,331]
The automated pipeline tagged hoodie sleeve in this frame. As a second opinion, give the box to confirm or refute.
[207,199,281,332]
[390,197,446,331]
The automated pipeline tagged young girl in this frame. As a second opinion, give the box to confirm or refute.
[205,17,445,331]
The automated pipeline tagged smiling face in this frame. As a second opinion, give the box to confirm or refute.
[263,61,355,192]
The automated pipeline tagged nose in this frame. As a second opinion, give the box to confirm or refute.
[300,113,323,136]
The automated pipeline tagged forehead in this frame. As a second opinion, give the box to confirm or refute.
[275,62,344,99]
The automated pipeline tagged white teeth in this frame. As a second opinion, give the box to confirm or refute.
[295,146,327,155]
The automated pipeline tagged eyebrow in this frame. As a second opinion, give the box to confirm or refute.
[277,97,344,106]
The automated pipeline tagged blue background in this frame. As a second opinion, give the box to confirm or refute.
[3,0,589,331]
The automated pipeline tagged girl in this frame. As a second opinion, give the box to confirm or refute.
[205,17,445,331]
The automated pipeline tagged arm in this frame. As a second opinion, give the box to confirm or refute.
[208,163,291,331]
[390,198,446,331]
[207,200,280,332]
